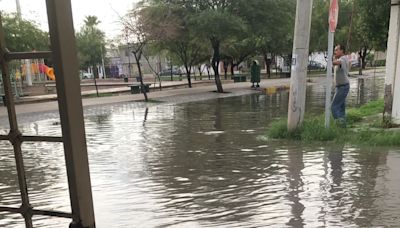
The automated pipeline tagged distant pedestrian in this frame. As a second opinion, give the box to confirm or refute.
[250,60,261,88]
[332,44,350,127]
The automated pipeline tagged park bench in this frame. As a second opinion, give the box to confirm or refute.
[0,94,5,106]
[128,83,152,94]
[232,75,247,83]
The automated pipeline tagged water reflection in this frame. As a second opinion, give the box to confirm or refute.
[1,76,400,227]
[286,147,304,227]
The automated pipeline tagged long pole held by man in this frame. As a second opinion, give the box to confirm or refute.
[325,0,339,128]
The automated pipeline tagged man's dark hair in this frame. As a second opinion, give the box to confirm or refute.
[336,44,346,53]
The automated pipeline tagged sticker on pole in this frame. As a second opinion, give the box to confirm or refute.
[329,0,339,33]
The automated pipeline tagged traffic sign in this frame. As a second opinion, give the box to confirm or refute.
[329,0,339,33]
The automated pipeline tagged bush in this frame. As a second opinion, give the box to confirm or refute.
[374,60,386,67]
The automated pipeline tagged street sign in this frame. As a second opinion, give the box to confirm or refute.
[329,0,339,32]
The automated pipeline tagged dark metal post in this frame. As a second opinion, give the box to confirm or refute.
[0,15,33,228]
[45,0,96,227]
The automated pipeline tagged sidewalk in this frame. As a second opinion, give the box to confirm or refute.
[17,80,216,104]
[0,78,293,118]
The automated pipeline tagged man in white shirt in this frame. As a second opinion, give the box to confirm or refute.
[332,44,350,126]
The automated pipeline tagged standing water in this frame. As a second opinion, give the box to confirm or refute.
[1,76,400,227]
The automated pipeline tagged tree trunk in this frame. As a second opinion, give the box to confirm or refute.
[346,1,356,51]
[185,65,192,88]
[264,53,271,78]
[358,46,368,75]
[361,47,368,69]
[211,38,223,93]
[223,59,229,80]
[92,64,99,97]
[207,65,211,80]
[133,52,148,101]
[230,61,235,76]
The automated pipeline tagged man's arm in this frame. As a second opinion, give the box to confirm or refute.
[333,58,341,66]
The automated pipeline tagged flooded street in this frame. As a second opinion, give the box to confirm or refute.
[1,77,400,227]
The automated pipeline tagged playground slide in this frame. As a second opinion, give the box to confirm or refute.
[38,64,55,80]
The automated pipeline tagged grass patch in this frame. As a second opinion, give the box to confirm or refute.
[267,99,400,147]
[268,116,345,142]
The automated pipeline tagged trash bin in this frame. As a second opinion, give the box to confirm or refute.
[130,85,140,94]
[141,84,150,93]
[124,77,128,82]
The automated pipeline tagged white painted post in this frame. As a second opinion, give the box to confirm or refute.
[287,0,314,131]
[325,33,334,128]
[325,0,339,128]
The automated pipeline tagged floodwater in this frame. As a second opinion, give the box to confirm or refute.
[1,76,400,227]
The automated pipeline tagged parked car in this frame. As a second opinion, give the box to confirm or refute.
[81,72,94,79]
[351,61,360,68]
[307,61,325,71]
[159,68,182,76]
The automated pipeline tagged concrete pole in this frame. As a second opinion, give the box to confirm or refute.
[386,0,400,122]
[15,0,22,19]
[287,0,314,131]
[392,18,400,123]
[45,0,95,227]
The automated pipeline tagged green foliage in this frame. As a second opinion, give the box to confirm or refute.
[267,99,400,147]
[352,99,384,116]
[237,0,295,56]
[351,129,400,147]
[310,0,390,53]
[353,0,390,51]
[76,16,106,70]
[1,13,49,52]
[189,9,247,44]
[268,116,344,142]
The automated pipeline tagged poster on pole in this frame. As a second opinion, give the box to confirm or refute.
[329,0,339,32]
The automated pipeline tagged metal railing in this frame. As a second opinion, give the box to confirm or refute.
[0,0,95,227]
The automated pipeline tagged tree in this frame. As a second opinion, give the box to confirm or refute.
[233,0,295,78]
[121,5,152,101]
[76,16,106,78]
[352,0,390,74]
[2,13,49,52]
[189,8,247,93]
[139,3,207,88]
[310,0,390,75]
[221,36,257,77]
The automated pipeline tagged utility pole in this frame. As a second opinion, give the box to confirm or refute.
[287,0,314,131]
[100,46,106,79]
[16,0,22,19]
[14,0,33,86]
[385,0,400,123]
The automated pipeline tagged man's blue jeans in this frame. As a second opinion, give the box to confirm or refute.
[331,83,350,121]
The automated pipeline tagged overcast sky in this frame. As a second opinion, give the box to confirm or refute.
[0,0,138,39]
